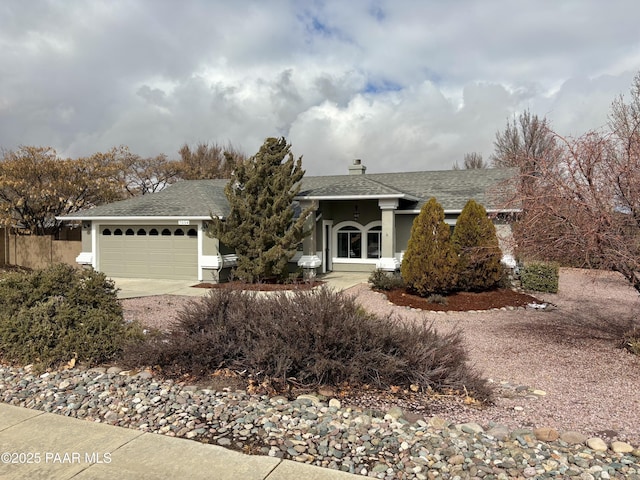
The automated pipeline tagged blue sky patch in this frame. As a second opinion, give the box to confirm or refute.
[363,80,403,94]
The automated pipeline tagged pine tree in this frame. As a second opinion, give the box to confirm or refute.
[207,137,310,282]
[400,198,458,296]
[451,199,504,291]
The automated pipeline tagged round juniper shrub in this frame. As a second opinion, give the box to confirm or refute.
[401,198,458,296]
[451,199,504,292]
[0,264,141,370]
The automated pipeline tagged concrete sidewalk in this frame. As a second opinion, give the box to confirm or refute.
[113,272,370,299]
[0,403,361,480]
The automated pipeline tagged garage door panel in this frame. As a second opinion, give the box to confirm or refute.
[99,226,198,280]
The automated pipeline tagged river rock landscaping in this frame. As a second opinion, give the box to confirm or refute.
[1,364,638,479]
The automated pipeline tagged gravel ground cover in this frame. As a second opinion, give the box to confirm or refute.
[120,268,640,444]
[342,268,640,446]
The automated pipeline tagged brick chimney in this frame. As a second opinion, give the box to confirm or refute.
[348,159,366,175]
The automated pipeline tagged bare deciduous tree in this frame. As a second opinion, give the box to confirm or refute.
[0,146,123,234]
[491,109,559,173]
[452,152,486,170]
[507,73,640,295]
[119,151,182,196]
[177,142,246,180]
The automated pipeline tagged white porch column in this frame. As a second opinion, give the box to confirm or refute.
[297,200,321,273]
[377,198,400,271]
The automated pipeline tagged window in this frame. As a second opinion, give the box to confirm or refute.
[137,229,146,236]
[337,226,361,258]
[125,229,134,236]
[161,228,171,236]
[187,228,197,237]
[114,229,123,236]
[174,228,184,236]
[367,226,382,259]
[102,229,111,236]
[149,228,159,236]
[335,222,383,260]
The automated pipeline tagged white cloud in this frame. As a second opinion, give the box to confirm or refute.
[0,0,639,174]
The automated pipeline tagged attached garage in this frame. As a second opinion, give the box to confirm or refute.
[58,180,231,281]
[98,225,199,280]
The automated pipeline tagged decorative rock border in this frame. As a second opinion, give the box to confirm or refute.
[1,365,638,479]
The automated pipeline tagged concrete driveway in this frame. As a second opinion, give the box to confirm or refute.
[111,272,370,299]
[111,278,208,299]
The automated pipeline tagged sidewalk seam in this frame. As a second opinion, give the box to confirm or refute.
[0,408,46,433]
[261,457,283,479]
[65,421,146,479]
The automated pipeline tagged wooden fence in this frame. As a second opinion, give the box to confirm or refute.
[1,228,82,270]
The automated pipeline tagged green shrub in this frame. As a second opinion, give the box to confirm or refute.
[401,198,458,296]
[426,294,448,305]
[368,269,404,290]
[520,262,559,293]
[451,199,504,292]
[123,287,490,400]
[0,264,142,370]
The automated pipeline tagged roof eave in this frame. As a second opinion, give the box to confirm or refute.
[395,208,522,215]
[295,194,419,201]
[56,215,222,222]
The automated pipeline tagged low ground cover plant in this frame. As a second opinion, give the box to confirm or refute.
[0,263,142,370]
[623,327,640,356]
[520,261,560,293]
[124,287,490,400]
[368,269,405,290]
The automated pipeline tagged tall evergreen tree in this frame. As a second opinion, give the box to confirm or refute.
[401,198,458,296]
[451,200,504,291]
[207,137,310,282]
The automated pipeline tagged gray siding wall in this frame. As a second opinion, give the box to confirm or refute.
[82,226,92,252]
[202,234,219,256]
[319,200,379,226]
[395,214,416,253]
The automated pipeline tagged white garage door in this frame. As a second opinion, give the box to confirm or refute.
[99,226,198,280]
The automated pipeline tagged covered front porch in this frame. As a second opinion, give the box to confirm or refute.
[297,197,409,275]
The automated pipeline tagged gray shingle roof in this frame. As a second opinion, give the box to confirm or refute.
[60,168,517,220]
[61,179,229,219]
[367,168,517,211]
[297,175,417,199]
[299,168,516,211]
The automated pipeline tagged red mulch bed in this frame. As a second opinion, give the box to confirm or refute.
[383,288,541,311]
[192,280,324,291]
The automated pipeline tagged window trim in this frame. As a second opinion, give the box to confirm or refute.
[366,225,382,259]
[333,220,382,262]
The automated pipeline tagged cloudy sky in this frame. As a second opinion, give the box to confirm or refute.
[1,1,639,176]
